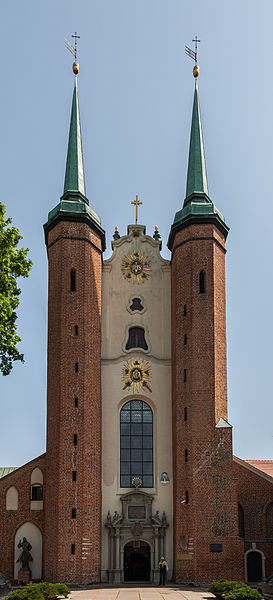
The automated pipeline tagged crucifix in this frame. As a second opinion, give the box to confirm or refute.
[71,31,80,59]
[185,35,200,64]
[131,195,143,224]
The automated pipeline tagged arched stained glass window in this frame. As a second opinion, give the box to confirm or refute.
[120,400,153,488]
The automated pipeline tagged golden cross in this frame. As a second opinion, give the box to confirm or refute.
[131,195,143,224]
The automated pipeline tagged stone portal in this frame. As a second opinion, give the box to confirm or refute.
[105,490,168,583]
[124,541,150,582]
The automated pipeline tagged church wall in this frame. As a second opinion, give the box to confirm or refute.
[233,458,273,579]
[101,362,173,580]
[44,219,103,584]
[101,226,173,581]
[0,454,45,583]
[170,223,244,584]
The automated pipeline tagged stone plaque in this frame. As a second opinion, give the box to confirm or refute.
[176,553,193,560]
[128,505,146,520]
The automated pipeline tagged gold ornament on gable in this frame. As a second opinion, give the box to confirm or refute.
[121,251,151,284]
[122,358,152,393]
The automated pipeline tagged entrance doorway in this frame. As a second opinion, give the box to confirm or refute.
[124,541,150,582]
[246,550,263,582]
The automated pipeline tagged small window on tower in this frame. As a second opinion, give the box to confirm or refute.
[185,490,189,504]
[126,327,148,350]
[185,449,188,463]
[130,298,144,312]
[72,471,77,481]
[199,271,206,294]
[75,362,79,373]
[184,334,187,345]
[184,304,187,316]
[75,325,78,336]
[74,397,78,408]
[70,270,76,292]
[184,407,188,421]
[73,434,78,446]
[72,508,76,519]
[184,369,187,382]
[71,544,75,555]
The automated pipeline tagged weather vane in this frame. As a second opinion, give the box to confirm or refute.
[185,35,200,81]
[65,31,80,76]
[131,195,143,224]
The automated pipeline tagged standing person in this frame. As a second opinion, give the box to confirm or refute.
[158,556,168,586]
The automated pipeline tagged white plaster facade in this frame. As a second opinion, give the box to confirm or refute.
[101,224,173,582]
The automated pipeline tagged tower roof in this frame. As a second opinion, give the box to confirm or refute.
[44,72,105,250]
[185,84,209,202]
[63,77,86,199]
[168,76,229,251]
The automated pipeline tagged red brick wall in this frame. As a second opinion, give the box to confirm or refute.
[0,454,46,583]
[171,223,244,584]
[234,458,273,580]
[44,219,103,584]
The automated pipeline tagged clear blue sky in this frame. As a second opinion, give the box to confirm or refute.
[1,0,272,466]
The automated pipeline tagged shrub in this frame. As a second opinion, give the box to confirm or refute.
[55,584,70,598]
[208,580,262,600]
[8,587,44,600]
[208,580,241,596]
[225,587,262,600]
[7,582,70,600]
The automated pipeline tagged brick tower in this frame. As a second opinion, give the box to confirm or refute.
[168,70,244,583]
[43,66,105,583]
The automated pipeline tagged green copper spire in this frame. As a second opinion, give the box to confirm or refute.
[185,84,209,202]
[63,77,86,198]
[168,75,229,250]
[44,69,105,251]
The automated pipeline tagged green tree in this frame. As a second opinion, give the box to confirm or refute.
[0,202,32,375]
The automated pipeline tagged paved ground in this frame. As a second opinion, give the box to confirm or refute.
[69,586,214,600]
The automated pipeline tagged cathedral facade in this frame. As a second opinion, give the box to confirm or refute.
[1,62,273,586]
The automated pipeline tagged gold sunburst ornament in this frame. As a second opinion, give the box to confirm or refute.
[121,251,151,284]
[122,359,152,393]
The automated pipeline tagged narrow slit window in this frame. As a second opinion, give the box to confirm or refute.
[74,397,78,408]
[184,407,188,421]
[185,490,189,504]
[199,271,206,294]
[184,369,187,382]
[73,434,78,446]
[75,325,78,336]
[71,544,75,555]
[184,304,187,316]
[185,449,188,463]
[125,327,148,350]
[72,471,77,482]
[75,362,79,373]
[72,508,76,519]
[184,334,187,345]
[70,270,76,292]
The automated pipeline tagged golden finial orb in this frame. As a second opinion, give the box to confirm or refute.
[193,64,199,78]
[73,61,79,75]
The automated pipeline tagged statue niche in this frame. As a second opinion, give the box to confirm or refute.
[17,537,33,585]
